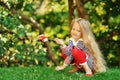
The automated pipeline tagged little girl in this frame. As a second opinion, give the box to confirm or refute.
[55,18,107,76]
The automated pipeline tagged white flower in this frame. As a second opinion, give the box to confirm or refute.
[18,24,24,28]
[0,34,2,38]
[1,37,7,43]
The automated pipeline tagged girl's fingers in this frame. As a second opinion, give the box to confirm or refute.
[54,38,63,45]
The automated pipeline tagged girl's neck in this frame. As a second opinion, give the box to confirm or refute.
[72,38,82,42]
[74,39,78,42]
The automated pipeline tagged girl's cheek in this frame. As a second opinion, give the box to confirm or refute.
[76,32,80,35]
[77,33,81,36]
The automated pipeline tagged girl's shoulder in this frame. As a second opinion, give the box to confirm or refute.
[69,37,74,42]
[69,37,73,41]
[69,37,73,43]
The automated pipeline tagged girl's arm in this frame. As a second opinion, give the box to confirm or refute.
[54,38,65,47]
[55,38,74,65]
[54,38,73,55]
[62,40,73,55]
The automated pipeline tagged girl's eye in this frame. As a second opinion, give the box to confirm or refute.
[77,30,80,32]
[72,28,80,32]
[72,28,75,30]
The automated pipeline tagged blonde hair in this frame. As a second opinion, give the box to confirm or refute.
[71,18,107,73]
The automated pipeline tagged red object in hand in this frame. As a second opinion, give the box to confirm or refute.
[39,34,48,42]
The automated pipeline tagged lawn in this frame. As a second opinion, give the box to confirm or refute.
[0,66,120,80]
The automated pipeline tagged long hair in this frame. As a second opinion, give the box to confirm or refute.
[71,18,107,73]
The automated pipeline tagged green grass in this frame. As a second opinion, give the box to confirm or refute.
[0,66,120,80]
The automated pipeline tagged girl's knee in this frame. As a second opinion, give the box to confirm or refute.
[71,47,87,65]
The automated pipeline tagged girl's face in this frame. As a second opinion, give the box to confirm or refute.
[71,22,82,41]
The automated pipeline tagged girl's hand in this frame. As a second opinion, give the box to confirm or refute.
[55,66,64,71]
[54,38,64,46]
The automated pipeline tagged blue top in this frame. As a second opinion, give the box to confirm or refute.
[62,37,93,69]
[62,37,88,62]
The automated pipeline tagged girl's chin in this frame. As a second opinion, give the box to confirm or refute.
[73,37,80,41]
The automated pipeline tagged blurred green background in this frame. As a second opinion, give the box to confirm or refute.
[0,0,120,68]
